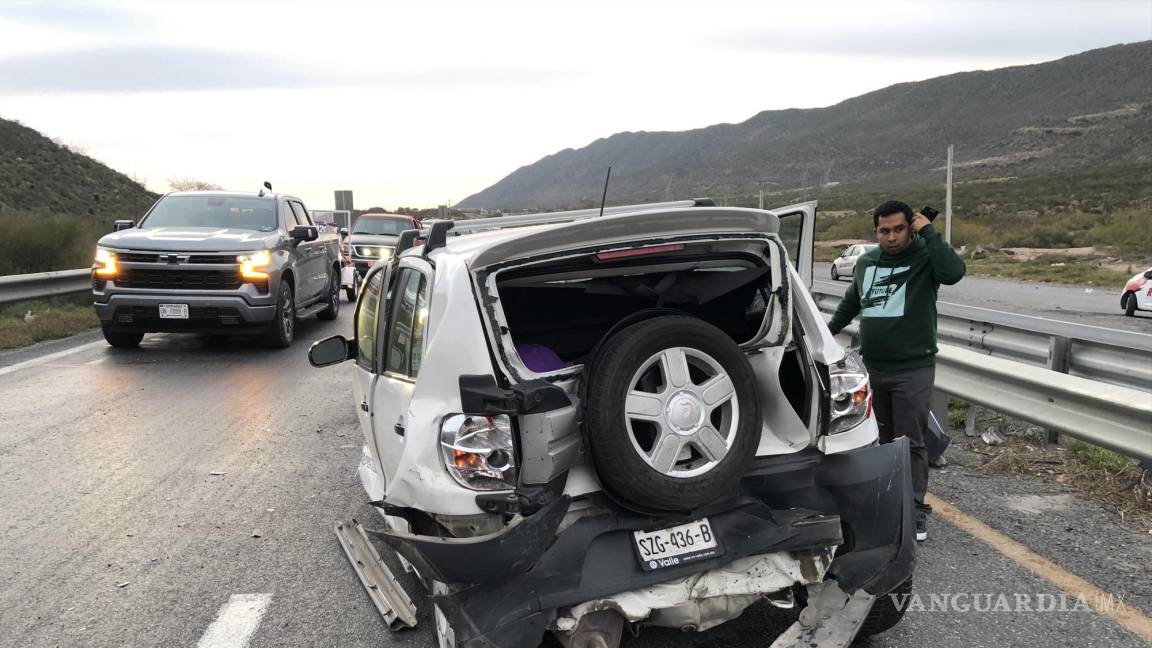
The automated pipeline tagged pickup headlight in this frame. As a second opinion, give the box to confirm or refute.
[439,414,517,491]
[355,246,393,260]
[93,247,117,277]
[237,250,272,280]
[828,350,871,435]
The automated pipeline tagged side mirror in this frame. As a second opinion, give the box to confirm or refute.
[291,225,318,242]
[339,227,349,236]
[114,220,135,231]
[309,336,355,367]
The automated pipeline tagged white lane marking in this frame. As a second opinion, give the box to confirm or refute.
[0,341,104,377]
[196,593,273,648]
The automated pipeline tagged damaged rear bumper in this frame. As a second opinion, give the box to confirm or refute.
[375,438,915,648]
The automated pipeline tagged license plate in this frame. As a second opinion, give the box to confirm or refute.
[633,518,721,571]
[158,304,189,319]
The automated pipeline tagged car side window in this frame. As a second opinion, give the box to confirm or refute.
[289,201,315,227]
[355,271,385,371]
[280,202,296,229]
[383,268,428,379]
[777,212,804,270]
[292,201,314,226]
[287,202,304,227]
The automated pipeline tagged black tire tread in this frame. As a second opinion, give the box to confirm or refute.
[582,316,760,512]
[102,327,143,349]
[857,578,912,638]
[265,282,294,348]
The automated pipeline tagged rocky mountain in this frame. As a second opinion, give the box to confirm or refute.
[0,117,157,215]
[459,41,1152,210]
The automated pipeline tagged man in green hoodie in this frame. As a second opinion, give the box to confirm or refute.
[828,200,967,542]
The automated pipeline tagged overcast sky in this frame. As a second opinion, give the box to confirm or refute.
[0,0,1148,210]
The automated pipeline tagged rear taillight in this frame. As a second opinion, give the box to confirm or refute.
[439,414,517,491]
[828,350,871,435]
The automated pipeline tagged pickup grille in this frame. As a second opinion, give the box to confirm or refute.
[187,254,238,264]
[115,268,243,290]
[117,252,237,265]
[118,252,160,263]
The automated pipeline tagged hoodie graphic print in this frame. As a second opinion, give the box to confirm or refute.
[827,224,967,373]
[861,265,911,318]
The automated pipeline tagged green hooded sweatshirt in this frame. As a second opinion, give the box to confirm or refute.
[827,223,967,373]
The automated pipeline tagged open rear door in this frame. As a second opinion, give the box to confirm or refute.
[769,202,817,288]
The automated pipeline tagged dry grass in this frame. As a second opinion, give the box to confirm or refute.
[965,254,1134,287]
[970,437,1152,529]
[0,294,98,350]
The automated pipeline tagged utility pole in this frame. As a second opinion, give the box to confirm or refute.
[945,144,954,244]
[758,189,764,210]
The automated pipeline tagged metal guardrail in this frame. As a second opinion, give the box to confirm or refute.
[813,283,1152,392]
[0,269,91,305]
[816,288,1152,461]
[935,345,1152,461]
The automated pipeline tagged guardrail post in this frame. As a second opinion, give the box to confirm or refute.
[930,391,950,433]
[1045,336,1072,445]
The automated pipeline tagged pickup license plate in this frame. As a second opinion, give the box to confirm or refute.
[158,304,189,319]
[633,518,721,571]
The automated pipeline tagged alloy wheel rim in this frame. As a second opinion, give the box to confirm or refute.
[623,347,739,479]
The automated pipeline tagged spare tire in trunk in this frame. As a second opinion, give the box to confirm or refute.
[582,315,761,512]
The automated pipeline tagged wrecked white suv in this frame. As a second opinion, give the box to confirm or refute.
[309,199,916,648]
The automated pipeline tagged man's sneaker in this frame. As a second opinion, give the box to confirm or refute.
[929,455,948,468]
[915,519,928,542]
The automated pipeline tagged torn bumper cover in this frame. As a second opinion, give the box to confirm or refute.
[377,439,915,648]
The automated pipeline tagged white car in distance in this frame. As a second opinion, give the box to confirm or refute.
[830,243,877,281]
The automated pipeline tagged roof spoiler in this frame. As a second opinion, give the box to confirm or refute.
[394,198,717,257]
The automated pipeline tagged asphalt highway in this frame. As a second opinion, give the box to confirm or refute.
[1,306,1147,648]
[814,263,1152,334]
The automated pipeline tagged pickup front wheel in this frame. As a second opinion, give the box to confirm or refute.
[265,282,295,348]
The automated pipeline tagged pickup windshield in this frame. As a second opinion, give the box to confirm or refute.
[141,196,279,231]
[353,218,413,236]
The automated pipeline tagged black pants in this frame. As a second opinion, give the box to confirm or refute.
[870,366,935,521]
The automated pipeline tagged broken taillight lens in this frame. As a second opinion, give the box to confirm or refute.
[828,350,872,435]
[439,414,517,491]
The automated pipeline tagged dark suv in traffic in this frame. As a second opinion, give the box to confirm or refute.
[92,191,342,348]
[348,212,421,275]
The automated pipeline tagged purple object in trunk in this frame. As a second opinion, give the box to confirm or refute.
[516,343,565,373]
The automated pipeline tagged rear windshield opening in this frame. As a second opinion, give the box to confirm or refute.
[495,251,774,373]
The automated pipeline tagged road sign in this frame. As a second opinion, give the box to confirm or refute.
[335,190,354,212]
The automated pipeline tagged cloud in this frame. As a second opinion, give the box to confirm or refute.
[713,2,1152,60]
[0,1,141,31]
[0,45,577,95]
[0,46,327,94]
